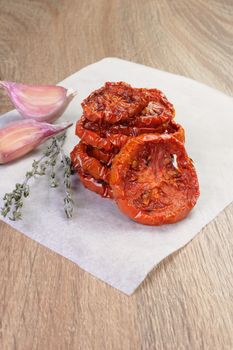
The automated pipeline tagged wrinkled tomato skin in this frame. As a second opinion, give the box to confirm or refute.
[166,120,185,143]
[110,134,199,225]
[79,171,113,199]
[81,82,175,125]
[82,82,143,124]
[76,116,184,153]
[70,143,113,198]
[76,117,129,151]
[87,146,114,165]
[76,118,114,151]
[82,118,183,141]
[70,143,110,182]
[115,198,192,225]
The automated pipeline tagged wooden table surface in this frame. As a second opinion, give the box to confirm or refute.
[0,1,233,349]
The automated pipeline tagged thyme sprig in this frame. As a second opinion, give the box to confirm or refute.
[1,133,74,221]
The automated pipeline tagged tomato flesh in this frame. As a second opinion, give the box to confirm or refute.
[82,82,175,125]
[110,134,199,225]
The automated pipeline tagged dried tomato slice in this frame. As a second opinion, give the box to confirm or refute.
[76,117,129,151]
[82,82,175,125]
[76,117,114,151]
[81,115,164,137]
[165,120,185,143]
[107,124,163,137]
[110,134,199,225]
[79,171,113,199]
[82,82,143,124]
[131,99,175,128]
[86,146,115,166]
[70,143,110,182]
[108,120,184,142]
[76,116,184,152]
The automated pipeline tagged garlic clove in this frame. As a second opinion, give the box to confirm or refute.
[0,119,72,164]
[0,81,77,123]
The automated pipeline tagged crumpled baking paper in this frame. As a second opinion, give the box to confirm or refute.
[0,58,233,295]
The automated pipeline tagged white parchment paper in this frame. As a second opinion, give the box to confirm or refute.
[0,58,233,294]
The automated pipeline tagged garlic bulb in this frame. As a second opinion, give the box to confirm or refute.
[0,81,76,123]
[0,119,72,164]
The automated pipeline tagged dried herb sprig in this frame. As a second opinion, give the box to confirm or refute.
[1,133,74,221]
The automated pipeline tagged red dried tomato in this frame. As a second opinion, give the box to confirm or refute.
[108,120,184,142]
[82,82,143,124]
[76,118,113,151]
[110,134,199,225]
[76,116,184,153]
[165,120,185,143]
[86,146,115,165]
[82,82,175,125]
[79,171,113,199]
[76,117,129,151]
[70,143,110,182]
[107,124,163,136]
[130,99,175,128]
[80,115,163,137]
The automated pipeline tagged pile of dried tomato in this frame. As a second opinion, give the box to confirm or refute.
[71,82,200,225]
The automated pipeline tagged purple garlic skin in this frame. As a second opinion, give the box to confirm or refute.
[0,119,72,164]
[0,81,76,123]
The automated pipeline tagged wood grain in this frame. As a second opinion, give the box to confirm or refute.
[0,0,233,349]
